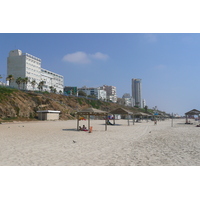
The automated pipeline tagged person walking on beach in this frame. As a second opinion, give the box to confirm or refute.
[154,120,157,125]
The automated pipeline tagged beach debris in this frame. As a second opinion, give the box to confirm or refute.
[149,131,151,133]
[73,140,76,143]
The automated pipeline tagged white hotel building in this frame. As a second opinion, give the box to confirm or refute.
[7,49,64,92]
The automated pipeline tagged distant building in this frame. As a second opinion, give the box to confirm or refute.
[122,93,131,98]
[7,49,64,93]
[122,93,134,107]
[99,85,117,103]
[0,81,6,86]
[142,99,146,108]
[131,78,142,108]
[41,68,64,93]
[78,87,107,100]
[64,86,78,95]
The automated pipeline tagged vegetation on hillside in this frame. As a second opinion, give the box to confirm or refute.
[0,86,156,121]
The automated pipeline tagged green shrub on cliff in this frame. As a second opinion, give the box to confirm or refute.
[0,86,17,101]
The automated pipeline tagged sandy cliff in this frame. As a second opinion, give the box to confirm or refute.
[0,87,137,120]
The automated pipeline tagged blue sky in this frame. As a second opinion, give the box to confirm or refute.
[1,33,200,115]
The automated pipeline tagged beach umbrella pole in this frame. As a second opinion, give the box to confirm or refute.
[88,115,90,130]
[128,115,130,126]
[105,114,107,131]
[77,114,79,130]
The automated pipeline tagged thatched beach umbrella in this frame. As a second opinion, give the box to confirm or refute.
[110,107,133,125]
[185,109,200,123]
[76,107,108,131]
[133,111,151,122]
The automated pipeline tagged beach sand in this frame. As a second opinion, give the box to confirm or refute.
[0,118,200,166]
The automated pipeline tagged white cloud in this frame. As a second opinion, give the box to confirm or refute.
[62,51,91,64]
[90,52,109,60]
[62,51,109,64]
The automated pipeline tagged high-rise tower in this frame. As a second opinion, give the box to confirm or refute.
[131,78,142,108]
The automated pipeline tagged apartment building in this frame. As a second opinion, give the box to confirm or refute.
[99,85,117,103]
[131,78,142,108]
[78,87,107,100]
[7,49,64,92]
[122,93,134,107]
[41,68,63,93]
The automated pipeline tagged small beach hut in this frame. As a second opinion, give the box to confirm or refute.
[110,107,133,125]
[37,110,60,120]
[76,107,108,131]
[185,109,200,123]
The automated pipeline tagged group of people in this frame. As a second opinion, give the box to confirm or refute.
[79,125,93,133]
[79,125,88,131]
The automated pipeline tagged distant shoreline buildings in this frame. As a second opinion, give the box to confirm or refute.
[3,50,147,106]
[77,85,117,102]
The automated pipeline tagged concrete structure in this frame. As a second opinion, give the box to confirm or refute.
[99,85,117,103]
[131,78,142,108]
[37,110,60,120]
[7,49,64,93]
[78,87,107,100]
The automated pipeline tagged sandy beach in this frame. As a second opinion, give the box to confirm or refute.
[0,118,200,166]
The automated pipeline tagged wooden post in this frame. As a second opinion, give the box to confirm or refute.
[113,114,115,125]
[105,114,107,131]
[77,114,79,130]
[88,114,90,130]
[128,115,130,126]
[133,114,135,125]
[171,113,173,127]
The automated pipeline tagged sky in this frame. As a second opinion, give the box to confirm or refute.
[1,33,200,116]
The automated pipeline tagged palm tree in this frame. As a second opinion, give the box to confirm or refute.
[38,81,45,91]
[16,77,23,89]
[30,80,37,90]
[6,75,14,86]
[22,77,29,90]
[53,88,57,93]
[49,86,54,93]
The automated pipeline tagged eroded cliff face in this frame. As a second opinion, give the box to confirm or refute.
[0,87,144,122]
[0,89,119,120]
[0,89,78,120]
